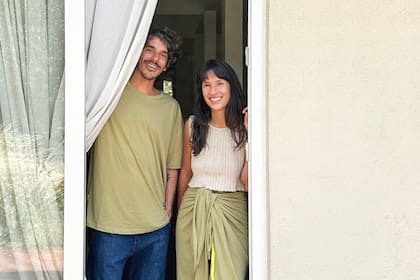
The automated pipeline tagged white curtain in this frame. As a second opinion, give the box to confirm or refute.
[86,0,158,151]
[0,0,64,279]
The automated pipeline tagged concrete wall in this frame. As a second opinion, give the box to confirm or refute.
[267,1,420,279]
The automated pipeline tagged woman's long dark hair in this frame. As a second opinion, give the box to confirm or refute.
[191,59,247,156]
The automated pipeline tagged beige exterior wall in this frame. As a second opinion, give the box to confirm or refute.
[267,1,420,279]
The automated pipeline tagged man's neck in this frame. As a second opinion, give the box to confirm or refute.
[129,70,160,96]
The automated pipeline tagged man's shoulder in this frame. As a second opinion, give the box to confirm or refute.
[161,93,181,108]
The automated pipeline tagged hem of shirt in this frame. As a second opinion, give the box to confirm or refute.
[86,220,170,235]
[167,165,181,169]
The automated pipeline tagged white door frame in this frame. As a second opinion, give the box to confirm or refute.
[63,1,86,279]
[248,0,268,279]
[63,0,268,279]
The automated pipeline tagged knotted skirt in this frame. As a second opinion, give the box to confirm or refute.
[176,187,248,280]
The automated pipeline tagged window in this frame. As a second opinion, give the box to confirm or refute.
[0,2,65,279]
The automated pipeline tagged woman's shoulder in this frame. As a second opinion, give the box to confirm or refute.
[185,115,195,133]
[185,115,196,128]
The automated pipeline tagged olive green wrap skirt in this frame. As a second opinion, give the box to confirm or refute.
[176,187,248,280]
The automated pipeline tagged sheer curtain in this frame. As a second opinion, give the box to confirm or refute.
[86,0,158,151]
[0,0,64,279]
[0,0,157,277]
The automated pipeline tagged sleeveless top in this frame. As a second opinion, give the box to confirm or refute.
[188,116,246,192]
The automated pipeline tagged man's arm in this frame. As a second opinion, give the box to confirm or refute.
[165,169,179,220]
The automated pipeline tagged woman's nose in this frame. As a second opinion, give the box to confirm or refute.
[211,84,219,93]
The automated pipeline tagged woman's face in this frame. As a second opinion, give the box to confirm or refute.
[201,70,231,112]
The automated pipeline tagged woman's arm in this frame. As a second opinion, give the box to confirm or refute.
[177,119,193,210]
[240,107,249,191]
[240,161,248,191]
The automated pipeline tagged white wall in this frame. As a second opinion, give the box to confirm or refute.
[268,1,420,279]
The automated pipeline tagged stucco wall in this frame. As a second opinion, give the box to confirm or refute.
[267,1,420,279]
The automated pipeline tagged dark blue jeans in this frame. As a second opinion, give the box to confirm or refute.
[86,223,171,280]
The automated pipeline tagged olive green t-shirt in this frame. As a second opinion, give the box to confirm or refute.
[87,83,183,234]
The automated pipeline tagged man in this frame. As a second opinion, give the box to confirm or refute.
[86,27,183,280]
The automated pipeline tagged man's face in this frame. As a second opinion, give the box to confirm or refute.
[137,36,169,81]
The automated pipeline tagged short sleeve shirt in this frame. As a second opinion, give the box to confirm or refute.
[87,83,183,234]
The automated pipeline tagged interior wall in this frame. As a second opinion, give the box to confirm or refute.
[151,2,247,278]
[223,0,244,85]
[268,0,420,278]
[151,15,201,120]
[153,0,246,121]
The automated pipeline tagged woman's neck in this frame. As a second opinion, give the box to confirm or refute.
[210,111,226,128]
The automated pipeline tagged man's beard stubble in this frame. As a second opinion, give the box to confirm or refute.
[137,61,163,81]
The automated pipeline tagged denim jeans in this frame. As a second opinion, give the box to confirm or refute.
[86,223,171,280]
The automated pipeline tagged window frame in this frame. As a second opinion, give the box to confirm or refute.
[247,0,268,279]
[63,1,86,279]
[63,0,268,278]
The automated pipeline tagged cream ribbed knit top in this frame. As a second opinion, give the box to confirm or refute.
[188,116,246,192]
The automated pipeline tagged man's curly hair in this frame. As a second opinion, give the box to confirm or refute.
[147,26,182,70]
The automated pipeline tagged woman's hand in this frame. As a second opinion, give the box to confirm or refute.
[242,107,248,130]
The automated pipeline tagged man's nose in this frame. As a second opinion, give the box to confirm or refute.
[151,53,159,62]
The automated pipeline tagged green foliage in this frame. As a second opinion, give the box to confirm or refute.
[0,126,64,250]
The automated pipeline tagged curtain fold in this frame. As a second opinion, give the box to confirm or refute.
[0,0,64,278]
[86,0,158,151]
[0,0,156,277]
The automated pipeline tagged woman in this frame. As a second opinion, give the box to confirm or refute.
[176,59,248,279]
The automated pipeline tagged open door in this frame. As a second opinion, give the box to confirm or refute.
[152,0,248,278]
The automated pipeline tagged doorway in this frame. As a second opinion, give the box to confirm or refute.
[152,0,248,120]
[152,0,248,278]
